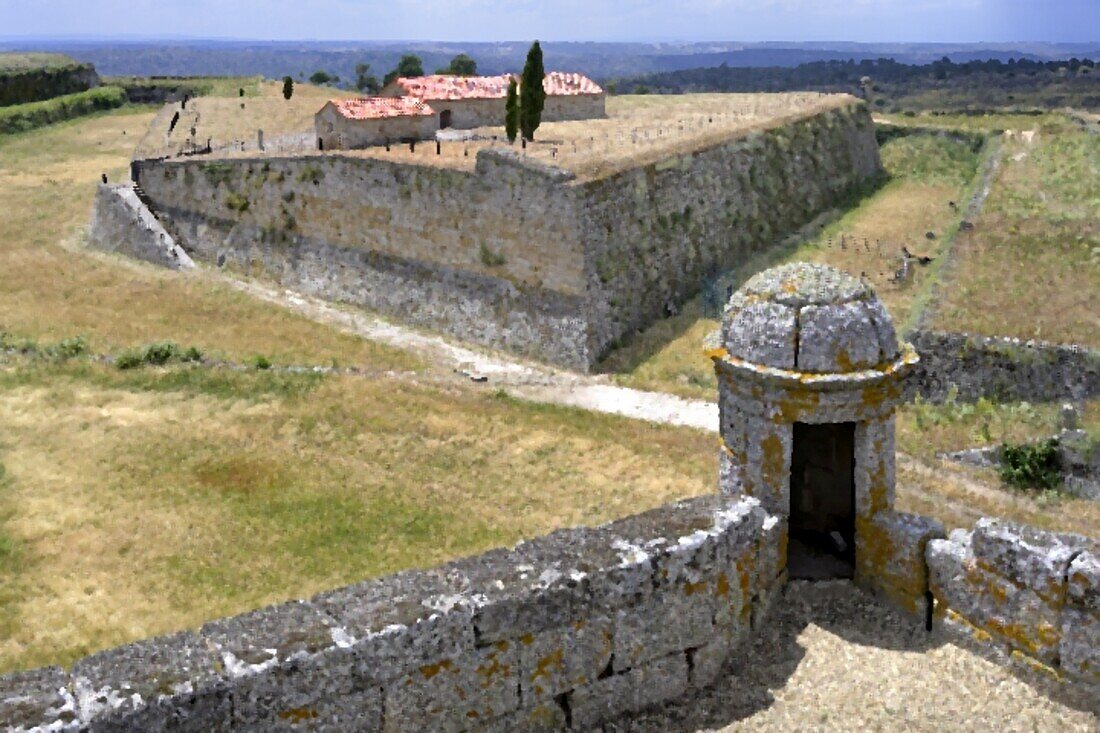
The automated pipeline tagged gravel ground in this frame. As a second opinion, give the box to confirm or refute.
[605,581,1098,733]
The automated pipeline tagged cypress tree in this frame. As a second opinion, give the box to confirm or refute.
[282,76,294,100]
[519,40,546,141]
[505,77,519,143]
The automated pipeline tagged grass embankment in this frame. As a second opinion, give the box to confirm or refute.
[932,116,1100,346]
[602,129,983,401]
[0,360,714,674]
[104,74,264,100]
[0,87,126,134]
[0,107,419,367]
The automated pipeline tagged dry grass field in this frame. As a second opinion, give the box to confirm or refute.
[0,360,714,674]
[0,107,417,367]
[933,118,1100,346]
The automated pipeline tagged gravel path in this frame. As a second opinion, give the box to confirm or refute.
[606,581,1098,732]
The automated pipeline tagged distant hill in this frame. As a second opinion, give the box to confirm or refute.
[608,57,1100,113]
[1,40,1097,89]
[0,51,99,106]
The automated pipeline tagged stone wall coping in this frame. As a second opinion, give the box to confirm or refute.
[710,341,918,392]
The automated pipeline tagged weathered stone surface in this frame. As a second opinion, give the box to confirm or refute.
[857,511,945,613]
[87,183,194,270]
[721,299,797,369]
[382,641,519,732]
[518,616,613,702]
[864,297,899,362]
[70,631,229,733]
[737,262,870,309]
[311,568,475,684]
[971,518,1093,603]
[854,416,896,519]
[569,652,689,729]
[927,532,1063,663]
[477,701,568,732]
[1061,606,1099,683]
[797,300,883,373]
[0,666,77,733]
[613,589,715,671]
[1066,551,1100,613]
[201,599,376,730]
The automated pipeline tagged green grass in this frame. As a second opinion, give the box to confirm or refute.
[0,87,127,134]
[0,53,83,73]
[934,115,1099,345]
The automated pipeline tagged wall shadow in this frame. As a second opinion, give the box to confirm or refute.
[602,579,1096,731]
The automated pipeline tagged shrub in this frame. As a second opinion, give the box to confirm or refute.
[115,350,144,370]
[0,86,126,135]
[142,341,180,366]
[225,193,250,212]
[479,243,506,267]
[252,355,272,370]
[181,346,203,363]
[999,438,1062,490]
[46,336,88,361]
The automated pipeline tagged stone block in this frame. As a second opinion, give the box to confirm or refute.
[568,652,688,729]
[1060,606,1099,684]
[857,511,945,613]
[971,518,1093,604]
[854,416,896,519]
[717,445,744,497]
[69,631,229,733]
[721,299,797,369]
[613,589,715,672]
[1066,551,1100,613]
[382,640,520,733]
[311,568,475,684]
[518,616,613,703]
[687,621,743,690]
[927,535,1063,664]
[0,666,78,733]
[201,599,378,730]
[478,702,568,732]
[797,300,882,372]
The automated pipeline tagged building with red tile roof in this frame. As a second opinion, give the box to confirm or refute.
[315,96,440,150]
[317,72,605,149]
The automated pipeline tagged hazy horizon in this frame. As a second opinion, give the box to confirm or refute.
[1,1,1098,45]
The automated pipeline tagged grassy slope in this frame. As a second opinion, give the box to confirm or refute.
[933,116,1100,346]
[603,131,983,401]
[0,362,713,674]
[0,107,420,368]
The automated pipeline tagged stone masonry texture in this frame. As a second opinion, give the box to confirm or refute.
[1,495,785,731]
[124,100,881,371]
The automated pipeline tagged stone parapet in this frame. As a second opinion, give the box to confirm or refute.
[927,519,1098,685]
[0,495,783,732]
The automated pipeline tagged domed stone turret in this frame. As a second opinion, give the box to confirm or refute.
[721,262,898,373]
[710,262,925,593]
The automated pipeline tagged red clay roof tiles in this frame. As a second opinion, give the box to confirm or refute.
[389,72,603,101]
[328,96,435,120]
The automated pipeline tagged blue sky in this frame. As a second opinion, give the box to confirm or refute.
[1,0,1097,43]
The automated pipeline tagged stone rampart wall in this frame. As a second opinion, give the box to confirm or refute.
[0,495,787,732]
[927,518,1099,687]
[581,102,883,359]
[907,329,1100,403]
[86,184,194,270]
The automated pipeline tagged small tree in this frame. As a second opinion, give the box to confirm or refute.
[505,77,519,142]
[519,40,546,141]
[310,70,332,85]
[355,63,380,93]
[444,53,478,76]
[384,54,425,86]
[282,76,294,100]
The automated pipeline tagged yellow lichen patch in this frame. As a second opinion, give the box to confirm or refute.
[519,633,535,646]
[683,580,709,596]
[573,619,587,631]
[476,651,512,687]
[277,707,319,721]
[984,616,1060,657]
[774,388,821,422]
[945,609,994,642]
[419,659,454,679]
[532,648,565,680]
[715,572,731,598]
[760,432,787,490]
[1009,649,1064,682]
[704,347,729,361]
[835,348,855,372]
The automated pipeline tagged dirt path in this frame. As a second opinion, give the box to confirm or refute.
[222,277,720,431]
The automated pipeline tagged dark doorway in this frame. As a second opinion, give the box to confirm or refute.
[788,422,856,580]
[440,110,453,129]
